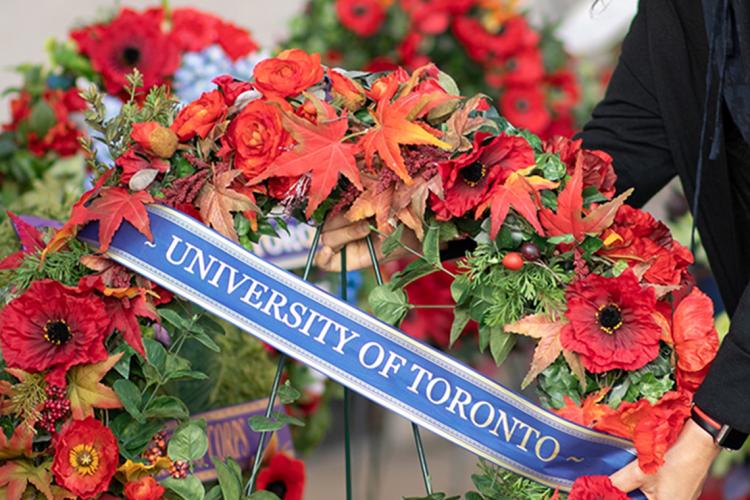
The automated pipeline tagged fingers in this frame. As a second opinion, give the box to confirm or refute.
[314,240,374,272]
[322,214,358,231]
[320,219,371,253]
[610,461,647,493]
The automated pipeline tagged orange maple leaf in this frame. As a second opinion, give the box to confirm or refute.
[80,187,154,252]
[360,82,453,184]
[539,163,632,242]
[197,169,257,242]
[555,389,612,428]
[476,167,557,238]
[0,459,53,500]
[505,313,585,388]
[251,98,362,218]
[0,425,33,461]
[66,353,124,420]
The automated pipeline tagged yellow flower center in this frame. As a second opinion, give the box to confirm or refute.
[69,443,100,476]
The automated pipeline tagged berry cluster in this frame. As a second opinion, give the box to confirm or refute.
[37,384,71,433]
[144,431,168,464]
[169,460,190,479]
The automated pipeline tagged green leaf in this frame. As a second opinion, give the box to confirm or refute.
[194,315,226,337]
[450,308,471,347]
[405,494,460,500]
[547,234,575,245]
[369,285,410,325]
[580,236,604,256]
[582,186,609,206]
[212,457,243,500]
[611,259,629,277]
[248,412,305,432]
[189,329,221,352]
[160,309,186,329]
[113,379,144,423]
[205,485,223,500]
[162,476,205,500]
[450,273,471,305]
[381,224,405,256]
[28,100,55,137]
[247,492,281,500]
[278,380,302,405]
[422,225,441,264]
[538,152,567,181]
[388,259,438,289]
[112,343,136,379]
[488,327,516,366]
[143,395,189,420]
[168,422,209,462]
[464,493,484,500]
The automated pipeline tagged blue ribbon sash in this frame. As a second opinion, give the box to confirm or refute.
[78,205,638,492]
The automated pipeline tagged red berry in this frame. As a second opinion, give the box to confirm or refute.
[520,242,541,261]
[502,252,524,271]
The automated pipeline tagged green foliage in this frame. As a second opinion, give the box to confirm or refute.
[368,285,410,325]
[2,237,90,292]
[466,461,557,500]
[162,475,206,500]
[168,420,210,462]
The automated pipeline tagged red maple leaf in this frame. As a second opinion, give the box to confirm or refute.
[252,98,362,218]
[360,81,452,184]
[476,167,557,238]
[81,187,154,252]
[539,163,632,241]
[0,212,45,270]
[105,294,158,358]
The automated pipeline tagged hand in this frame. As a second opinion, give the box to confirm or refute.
[314,215,420,272]
[610,419,721,499]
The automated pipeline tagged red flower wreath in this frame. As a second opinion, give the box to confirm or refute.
[561,270,662,373]
[0,279,109,385]
[256,453,306,500]
[336,0,386,37]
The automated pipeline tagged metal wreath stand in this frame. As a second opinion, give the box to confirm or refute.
[244,228,433,498]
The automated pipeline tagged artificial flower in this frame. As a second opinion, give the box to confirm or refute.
[485,48,545,88]
[216,21,260,61]
[171,89,228,141]
[52,417,119,499]
[329,69,367,111]
[256,453,306,500]
[130,122,178,158]
[123,476,165,500]
[212,74,254,106]
[3,90,31,131]
[0,280,109,386]
[561,270,661,373]
[567,476,628,500]
[543,136,616,199]
[336,0,386,37]
[222,98,290,180]
[431,132,534,220]
[401,0,472,34]
[670,288,719,392]
[500,85,551,135]
[595,391,691,473]
[169,8,221,53]
[398,32,430,70]
[115,149,171,186]
[253,49,325,98]
[71,8,180,95]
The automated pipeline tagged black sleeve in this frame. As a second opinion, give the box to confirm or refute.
[695,284,750,435]
[577,3,678,207]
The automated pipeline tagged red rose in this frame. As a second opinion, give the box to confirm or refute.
[71,8,180,96]
[124,476,165,500]
[216,21,259,61]
[131,121,178,158]
[568,476,628,500]
[500,85,551,135]
[543,136,617,198]
[212,75,254,105]
[561,270,661,373]
[169,8,220,52]
[0,280,109,386]
[222,99,290,180]
[253,49,324,98]
[171,90,228,141]
[336,0,386,36]
[52,417,119,499]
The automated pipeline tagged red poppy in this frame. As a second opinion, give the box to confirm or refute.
[256,453,306,500]
[453,15,538,63]
[401,0,472,34]
[547,69,580,116]
[561,270,661,373]
[363,56,400,72]
[0,280,109,386]
[397,32,431,70]
[595,391,691,473]
[500,85,551,135]
[670,288,719,392]
[216,21,260,61]
[485,48,545,88]
[543,136,616,198]
[542,115,576,141]
[169,8,220,52]
[431,132,534,220]
[71,8,180,95]
[567,476,628,500]
[52,417,119,499]
[337,0,386,37]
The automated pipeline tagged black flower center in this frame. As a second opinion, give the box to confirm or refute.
[506,58,517,71]
[352,4,369,16]
[265,481,287,498]
[597,304,623,335]
[515,99,529,113]
[121,47,141,67]
[461,162,487,187]
[44,320,73,345]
